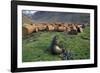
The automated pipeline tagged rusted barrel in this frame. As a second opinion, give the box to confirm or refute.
[66,27,71,32]
[57,26,66,32]
[22,24,37,36]
[37,24,47,31]
[46,24,55,31]
[76,24,83,32]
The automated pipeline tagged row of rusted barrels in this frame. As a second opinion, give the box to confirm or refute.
[22,23,84,36]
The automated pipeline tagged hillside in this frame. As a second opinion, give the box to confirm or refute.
[23,11,90,24]
[22,14,34,25]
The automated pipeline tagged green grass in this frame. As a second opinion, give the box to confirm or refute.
[22,26,90,62]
